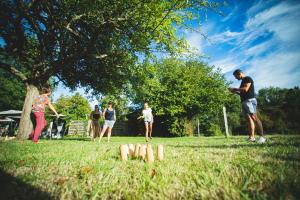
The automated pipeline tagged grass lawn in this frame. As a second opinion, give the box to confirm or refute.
[0,135,299,200]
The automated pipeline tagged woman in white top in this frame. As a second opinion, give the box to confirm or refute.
[141,102,154,142]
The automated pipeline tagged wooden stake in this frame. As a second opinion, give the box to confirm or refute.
[223,106,229,137]
[157,144,164,161]
[146,144,154,163]
[120,144,129,161]
[139,145,147,160]
[128,144,135,157]
[134,143,141,158]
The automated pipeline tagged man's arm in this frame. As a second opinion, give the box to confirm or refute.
[228,82,251,93]
[236,82,251,93]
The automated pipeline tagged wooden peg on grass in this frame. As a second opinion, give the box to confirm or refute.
[146,144,154,163]
[128,144,135,157]
[139,145,147,160]
[134,143,141,158]
[120,144,129,161]
[157,144,164,161]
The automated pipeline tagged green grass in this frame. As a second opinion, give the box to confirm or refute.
[0,135,299,200]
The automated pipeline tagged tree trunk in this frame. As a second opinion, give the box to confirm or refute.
[185,118,194,136]
[17,84,39,139]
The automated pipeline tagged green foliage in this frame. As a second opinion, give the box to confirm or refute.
[130,58,230,136]
[0,135,299,199]
[0,70,25,110]
[207,123,223,136]
[0,0,224,137]
[257,87,300,134]
[54,93,91,122]
[0,0,220,92]
[224,94,243,135]
[99,94,130,121]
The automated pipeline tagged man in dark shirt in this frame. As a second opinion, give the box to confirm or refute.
[228,69,266,143]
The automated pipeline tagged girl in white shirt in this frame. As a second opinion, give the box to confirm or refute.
[141,102,154,142]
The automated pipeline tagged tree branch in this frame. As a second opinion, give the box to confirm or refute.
[0,61,28,82]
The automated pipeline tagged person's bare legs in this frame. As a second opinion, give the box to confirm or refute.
[246,114,255,139]
[91,123,95,141]
[250,114,264,136]
[145,123,149,142]
[99,125,108,142]
[107,127,112,142]
[149,122,153,140]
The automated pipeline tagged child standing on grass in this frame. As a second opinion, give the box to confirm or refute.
[30,87,59,143]
[139,102,154,142]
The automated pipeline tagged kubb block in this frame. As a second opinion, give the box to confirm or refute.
[139,145,147,160]
[128,144,135,156]
[146,144,154,163]
[120,144,129,161]
[157,144,164,161]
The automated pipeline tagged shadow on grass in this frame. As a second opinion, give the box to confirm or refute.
[0,169,53,200]
[60,137,93,142]
[168,141,300,149]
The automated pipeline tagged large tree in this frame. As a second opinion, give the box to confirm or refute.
[0,0,221,139]
[130,58,230,136]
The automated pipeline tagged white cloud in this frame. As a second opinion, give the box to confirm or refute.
[207,0,300,89]
[211,56,245,73]
[245,1,300,43]
[245,51,300,89]
[185,32,203,54]
[244,40,274,57]
[210,30,242,44]
[245,2,300,28]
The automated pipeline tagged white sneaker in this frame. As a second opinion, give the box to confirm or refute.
[249,137,256,142]
[258,137,266,144]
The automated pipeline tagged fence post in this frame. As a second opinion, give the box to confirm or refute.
[197,119,200,137]
[223,106,229,137]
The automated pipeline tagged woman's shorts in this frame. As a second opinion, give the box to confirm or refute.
[104,120,115,128]
[144,121,153,124]
[241,98,257,115]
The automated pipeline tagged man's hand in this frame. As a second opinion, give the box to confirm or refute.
[228,87,239,94]
[228,87,235,93]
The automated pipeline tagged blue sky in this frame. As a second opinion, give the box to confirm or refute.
[53,0,300,106]
[184,0,300,89]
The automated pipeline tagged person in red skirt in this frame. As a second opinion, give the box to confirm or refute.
[30,87,59,143]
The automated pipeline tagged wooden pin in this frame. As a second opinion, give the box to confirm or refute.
[146,144,154,163]
[128,144,135,157]
[134,143,141,158]
[157,144,164,161]
[139,145,147,160]
[120,144,129,161]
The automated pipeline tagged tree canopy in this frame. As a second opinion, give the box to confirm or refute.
[54,92,91,121]
[130,58,230,136]
[0,69,25,111]
[0,0,222,138]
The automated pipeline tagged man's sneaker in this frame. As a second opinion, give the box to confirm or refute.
[246,137,256,142]
[258,137,266,144]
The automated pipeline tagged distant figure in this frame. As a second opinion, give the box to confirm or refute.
[99,102,116,143]
[90,105,101,140]
[228,69,266,144]
[138,102,154,142]
[31,87,59,143]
